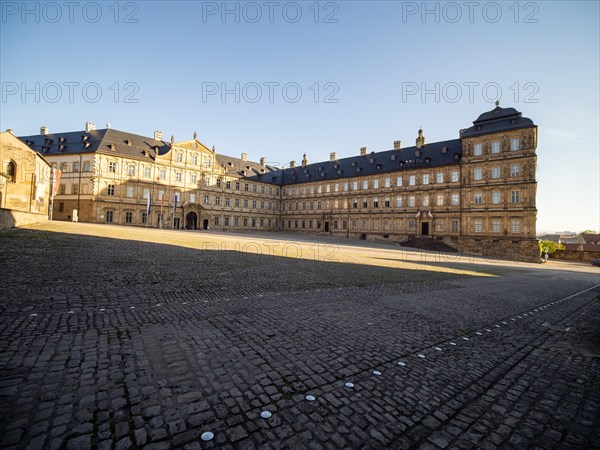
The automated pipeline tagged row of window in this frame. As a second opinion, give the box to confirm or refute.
[473,218,522,234]
[284,190,522,210]
[282,164,522,198]
[472,138,521,156]
[53,161,92,173]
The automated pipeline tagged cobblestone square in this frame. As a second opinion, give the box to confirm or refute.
[1,222,599,449]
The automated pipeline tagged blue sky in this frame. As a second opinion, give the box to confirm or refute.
[1,1,598,233]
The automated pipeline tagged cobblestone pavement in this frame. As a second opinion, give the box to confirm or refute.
[1,222,599,450]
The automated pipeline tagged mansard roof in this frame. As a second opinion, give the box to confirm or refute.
[19,128,170,161]
[461,105,535,138]
[216,154,281,184]
[279,139,462,186]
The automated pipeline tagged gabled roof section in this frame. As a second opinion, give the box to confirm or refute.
[461,105,536,138]
[280,139,462,186]
[216,154,281,184]
[18,128,170,161]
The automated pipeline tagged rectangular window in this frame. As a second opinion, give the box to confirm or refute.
[451,193,460,206]
[408,196,415,207]
[373,198,379,208]
[225,197,231,207]
[175,172,182,182]
[71,184,78,195]
[108,161,116,173]
[214,216,219,226]
[473,168,483,181]
[511,138,520,151]
[451,170,459,182]
[474,193,483,205]
[451,220,459,233]
[83,161,91,172]
[492,219,501,233]
[252,184,257,193]
[126,186,134,198]
[385,178,391,188]
[176,153,183,163]
[373,179,379,189]
[224,217,230,227]
[191,174,197,184]
[491,141,500,153]
[436,172,444,183]
[142,212,147,224]
[226,180,231,189]
[144,167,151,178]
[234,217,239,226]
[353,181,358,190]
[422,195,429,207]
[422,174,429,185]
[105,211,113,223]
[73,162,80,172]
[474,143,482,156]
[191,154,198,165]
[396,176,403,187]
[409,175,416,186]
[492,192,501,204]
[107,184,115,196]
[492,166,501,179]
[158,190,164,201]
[384,197,390,207]
[511,219,521,233]
[189,193,196,203]
[235,181,240,190]
[474,219,483,233]
[243,199,249,208]
[396,196,402,208]
[125,212,133,223]
[244,183,249,192]
[511,191,520,203]
[510,164,520,177]
[436,194,444,206]
[363,180,368,189]
[128,164,135,176]
[235,198,240,207]
[204,195,210,205]
[215,196,221,206]
[160,169,166,180]
[143,188,149,199]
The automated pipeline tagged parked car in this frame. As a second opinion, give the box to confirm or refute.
[591,259,600,267]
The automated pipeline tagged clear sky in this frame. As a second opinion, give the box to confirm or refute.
[1,0,598,233]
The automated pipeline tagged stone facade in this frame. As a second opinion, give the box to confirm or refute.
[0,131,52,224]
[17,105,539,261]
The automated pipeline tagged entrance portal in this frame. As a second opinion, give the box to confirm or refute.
[185,212,197,230]
[421,222,429,236]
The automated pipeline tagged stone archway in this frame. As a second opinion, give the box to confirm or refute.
[186,212,197,230]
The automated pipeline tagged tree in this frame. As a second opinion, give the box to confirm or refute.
[581,229,598,234]
[539,240,564,254]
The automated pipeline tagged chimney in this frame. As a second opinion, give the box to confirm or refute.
[241,152,247,161]
[85,122,95,132]
[394,140,402,150]
[289,160,296,168]
[154,130,163,141]
[330,152,337,161]
[260,157,266,165]
[360,146,367,156]
[40,126,49,135]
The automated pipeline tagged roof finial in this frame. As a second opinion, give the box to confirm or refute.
[495,100,500,107]
[170,135,174,144]
[193,131,197,139]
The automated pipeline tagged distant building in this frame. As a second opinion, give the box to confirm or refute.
[17,105,539,262]
[0,131,52,228]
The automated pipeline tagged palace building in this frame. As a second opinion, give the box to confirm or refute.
[16,105,539,261]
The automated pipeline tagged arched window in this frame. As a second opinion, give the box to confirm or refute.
[5,160,16,183]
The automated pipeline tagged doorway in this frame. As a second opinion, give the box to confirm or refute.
[324,221,330,232]
[185,212,197,230]
[421,222,429,236]
[203,219,209,230]
[174,218,180,229]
